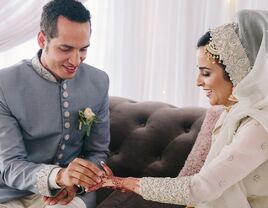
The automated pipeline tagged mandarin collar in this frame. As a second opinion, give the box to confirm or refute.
[31,50,58,83]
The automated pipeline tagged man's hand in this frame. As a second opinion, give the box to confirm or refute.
[55,158,104,189]
[43,186,76,205]
[86,162,139,193]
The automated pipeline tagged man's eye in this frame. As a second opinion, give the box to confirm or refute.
[60,47,70,52]
[80,47,88,52]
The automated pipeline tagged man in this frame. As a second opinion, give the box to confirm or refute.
[0,0,110,207]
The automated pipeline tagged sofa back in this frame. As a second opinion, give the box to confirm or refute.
[107,96,206,178]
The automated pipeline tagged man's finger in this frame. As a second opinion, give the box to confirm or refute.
[72,158,103,176]
[45,188,68,205]
[67,167,102,187]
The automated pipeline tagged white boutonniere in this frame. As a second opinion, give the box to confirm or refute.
[78,107,100,136]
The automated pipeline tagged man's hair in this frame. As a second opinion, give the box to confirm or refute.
[40,0,91,41]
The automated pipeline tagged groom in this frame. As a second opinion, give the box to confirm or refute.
[0,0,110,207]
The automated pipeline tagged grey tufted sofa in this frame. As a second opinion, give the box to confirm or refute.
[96,96,206,208]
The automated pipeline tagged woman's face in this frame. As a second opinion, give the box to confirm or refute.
[196,47,233,106]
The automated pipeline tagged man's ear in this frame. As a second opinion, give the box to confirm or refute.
[37,31,46,49]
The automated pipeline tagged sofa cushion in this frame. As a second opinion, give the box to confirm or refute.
[107,96,206,177]
[97,96,206,206]
[97,191,183,208]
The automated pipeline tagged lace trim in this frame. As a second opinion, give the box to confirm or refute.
[36,165,58,196]
[206,23,251,86]
[139,176,193,206]
[31,54,57,83]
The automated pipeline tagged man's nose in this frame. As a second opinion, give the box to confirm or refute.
[69,51,81,66]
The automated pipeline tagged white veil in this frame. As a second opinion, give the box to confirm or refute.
[200,10,268,208]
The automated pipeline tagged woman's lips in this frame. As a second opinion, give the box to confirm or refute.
[205,90,212,97]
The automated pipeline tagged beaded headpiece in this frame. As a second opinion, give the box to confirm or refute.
[205,23,251,86]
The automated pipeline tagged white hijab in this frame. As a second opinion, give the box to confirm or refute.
[201,10,268,208]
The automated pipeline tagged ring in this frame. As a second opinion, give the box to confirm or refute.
[63,189,68,195]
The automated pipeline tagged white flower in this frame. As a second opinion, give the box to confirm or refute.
[84,108,95,122]
[78,107,99,136]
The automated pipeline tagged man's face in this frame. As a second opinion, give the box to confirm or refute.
[38,16,91,80]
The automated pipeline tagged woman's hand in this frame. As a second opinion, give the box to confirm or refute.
[86,161,140,193]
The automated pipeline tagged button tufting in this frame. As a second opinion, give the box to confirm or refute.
[140,123,146,127]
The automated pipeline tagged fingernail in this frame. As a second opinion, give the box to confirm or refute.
[100,161,105,165]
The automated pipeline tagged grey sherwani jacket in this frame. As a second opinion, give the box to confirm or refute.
[0,52,110,203]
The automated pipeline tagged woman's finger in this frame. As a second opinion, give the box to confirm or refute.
[100,161,113,176]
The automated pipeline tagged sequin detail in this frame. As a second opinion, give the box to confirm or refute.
[206,23,251,86]
[36,165,59,196]
[31,55,57,83]
[139,176,193,205]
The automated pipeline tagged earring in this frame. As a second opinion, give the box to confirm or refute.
[228,94,238,102]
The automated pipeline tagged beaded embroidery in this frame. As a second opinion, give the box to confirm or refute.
[139,176,193,205]
[31,55,57,83]
[205,23,251,86]
[36,165,59,196]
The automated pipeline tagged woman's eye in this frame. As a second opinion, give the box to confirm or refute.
[202,71,210,77]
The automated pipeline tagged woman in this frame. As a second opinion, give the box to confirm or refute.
[93,10,268,207]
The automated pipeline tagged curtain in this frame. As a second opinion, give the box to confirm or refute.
[0,0,267,107]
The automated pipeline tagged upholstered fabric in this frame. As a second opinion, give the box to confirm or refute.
[96,96,206,207]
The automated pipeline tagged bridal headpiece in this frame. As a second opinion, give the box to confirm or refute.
[205,23,251,86]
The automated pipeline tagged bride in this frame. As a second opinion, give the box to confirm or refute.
[92,9,268,208]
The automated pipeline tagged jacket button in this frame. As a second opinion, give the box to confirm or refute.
[64,111,70,118]
[63,91,69,98]
[64,134,70,141]
[63,101,69,108]
[64,122,70,129]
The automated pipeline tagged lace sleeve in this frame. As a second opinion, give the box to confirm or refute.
[139,176,194,206]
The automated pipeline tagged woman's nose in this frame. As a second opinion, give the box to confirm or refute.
[196,74,203,87]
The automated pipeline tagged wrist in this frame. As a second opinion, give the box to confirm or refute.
[122,177,139,193]
[55,168,65,187]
